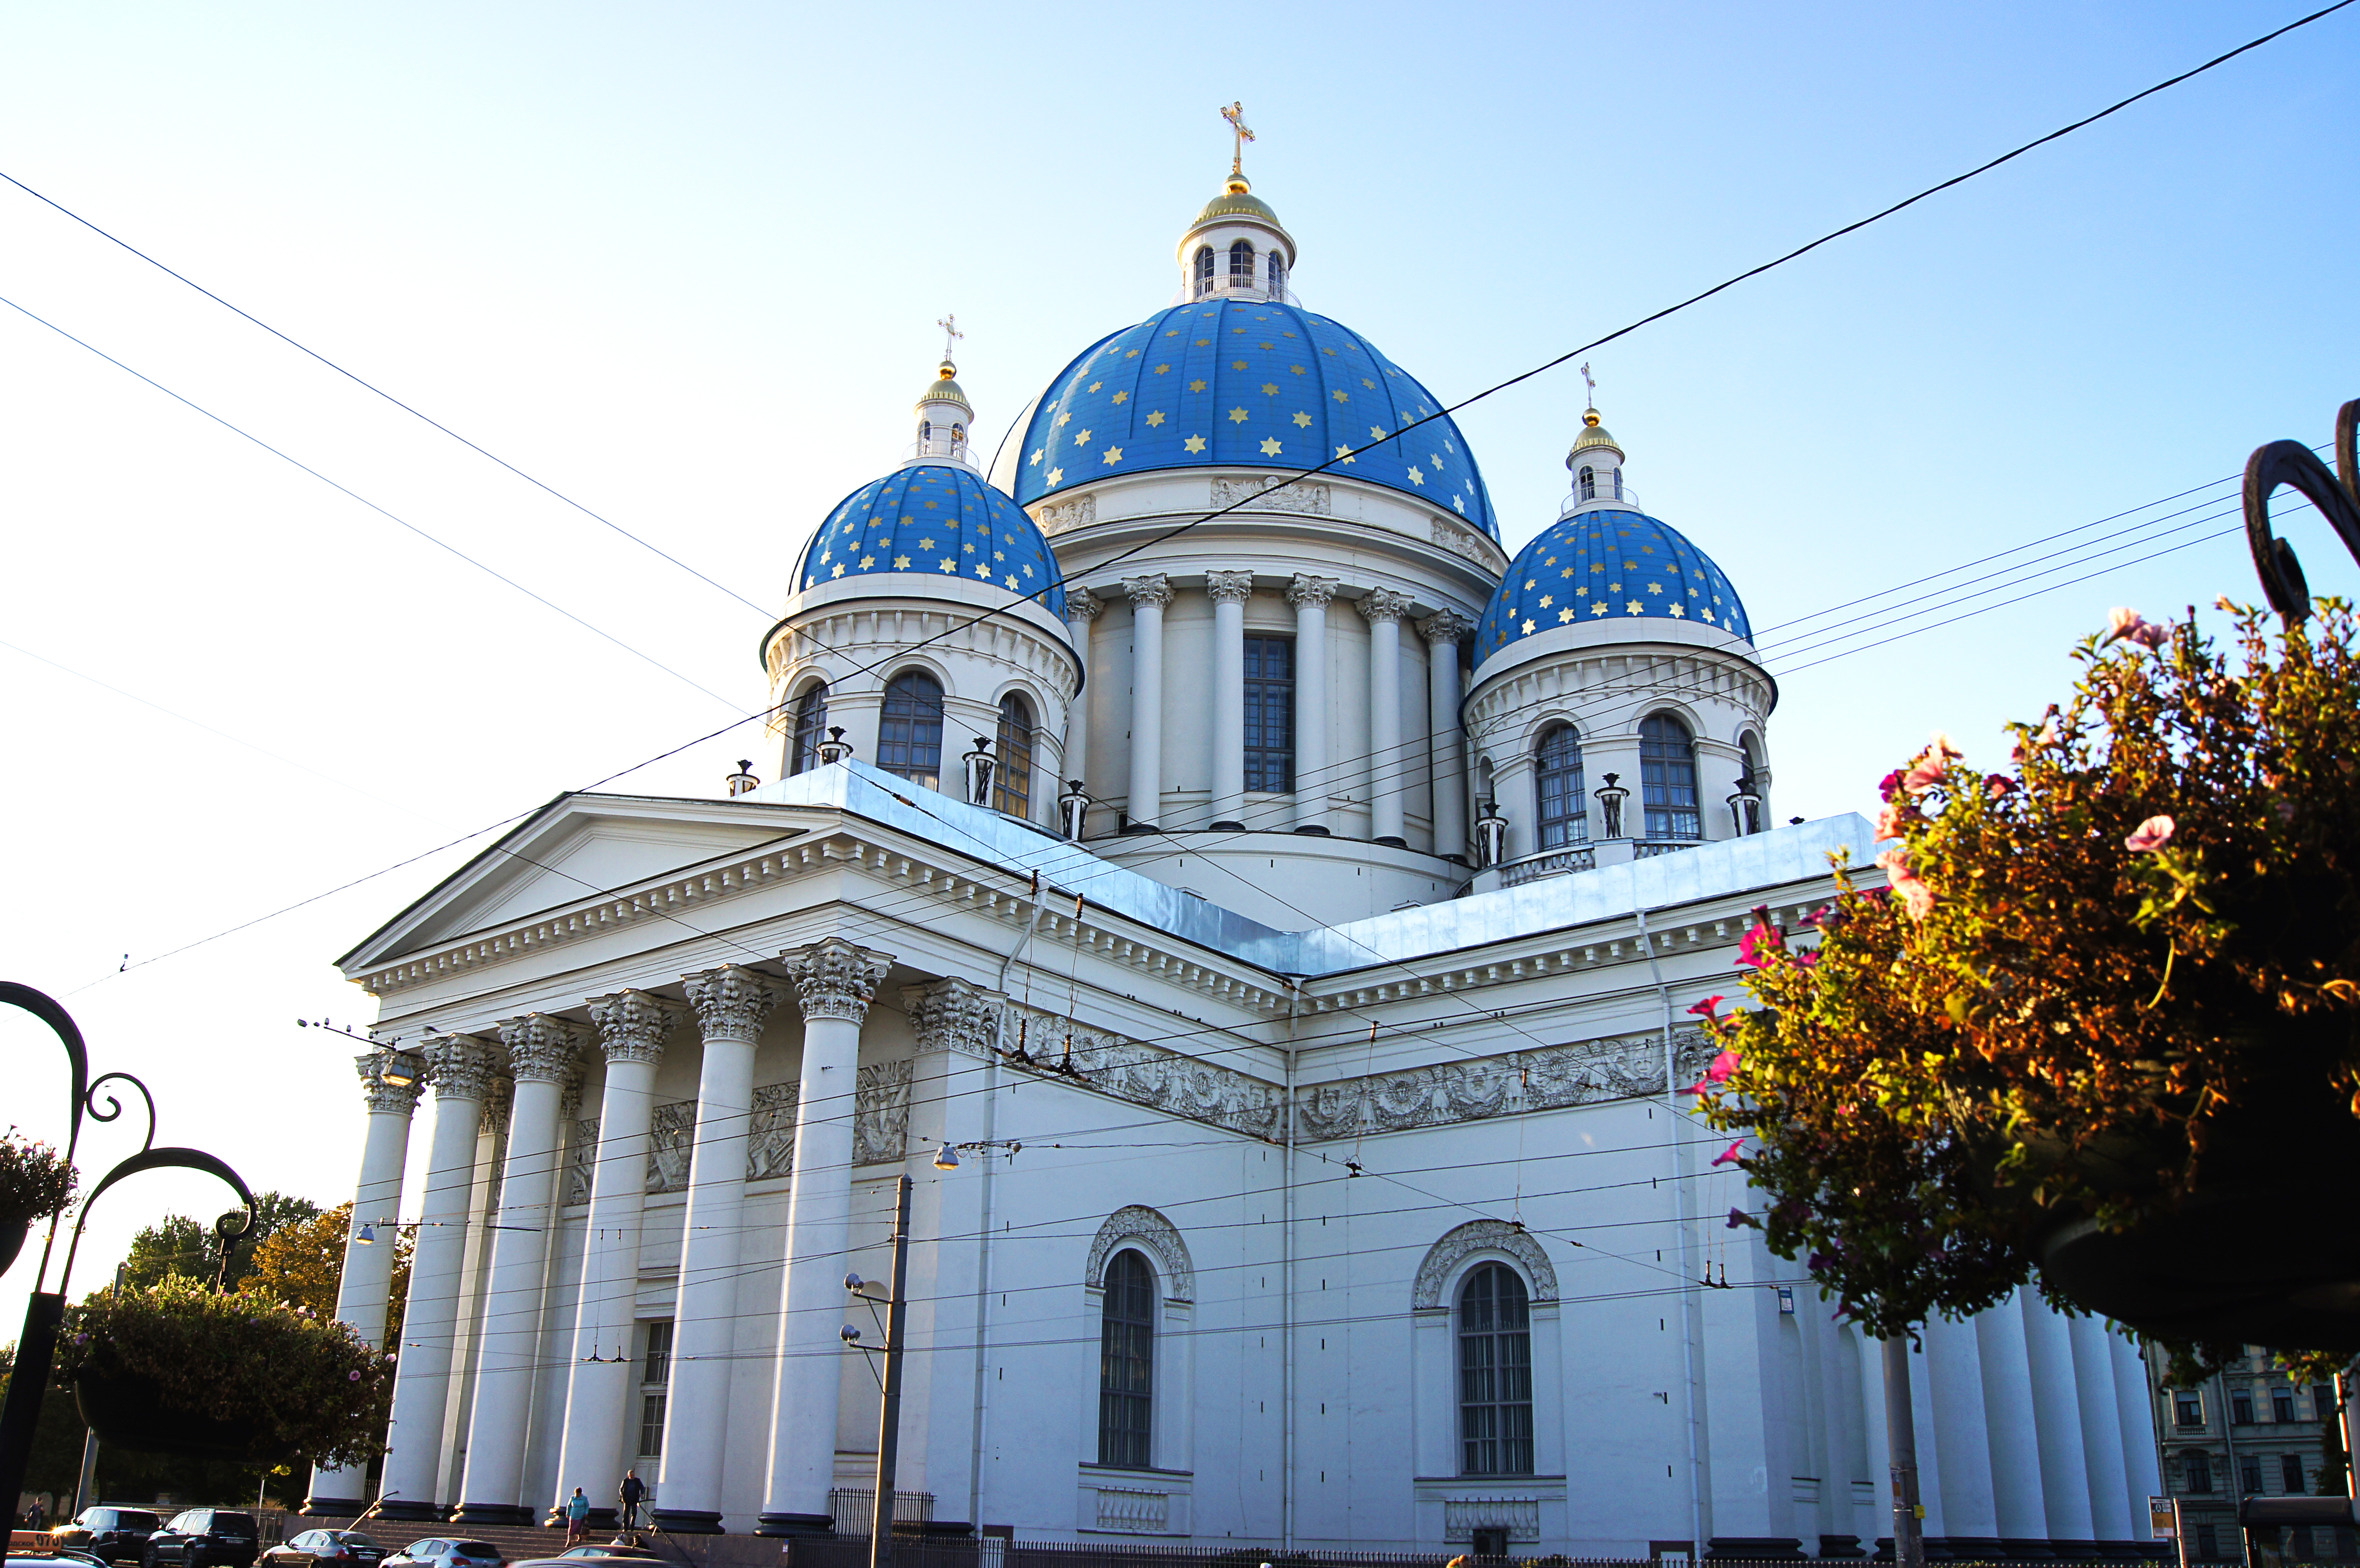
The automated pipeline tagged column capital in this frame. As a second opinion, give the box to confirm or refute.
[683,964,785,1046]
[1065,586,1104,623]
[780,938,896,1024]
[497,1014,586,1083]
[1356,587,1414,625]
[588,989,683,1066]
[357,1050,425,1116]
[1204,571,1256,605]
[1121,574,1174,611]
[1417,608,1477,646]
[902,977,1006,1057]
[422,1033,501,1102]
[1287,574,1339,611]
[479,1073,515,1136]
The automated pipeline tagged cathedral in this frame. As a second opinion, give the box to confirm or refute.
[312,134,2164,1560]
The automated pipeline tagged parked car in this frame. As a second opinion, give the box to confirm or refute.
[514,1551,663,1568]
[261,1533,383,1568]
[380,1541,505,1568]
[141,1510,259,1568]
[52,1507,162,1564]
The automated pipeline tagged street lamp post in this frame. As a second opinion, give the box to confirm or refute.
[844,1177,914,1568]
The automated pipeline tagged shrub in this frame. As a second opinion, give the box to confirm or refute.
[0,1128,77,1224]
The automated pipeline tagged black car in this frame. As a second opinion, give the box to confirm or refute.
[54,1507,162,1565]
[261,1533,384,1568]
[142,1510,259,1568]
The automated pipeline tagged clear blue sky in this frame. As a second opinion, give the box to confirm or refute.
[2,2,2355,1325]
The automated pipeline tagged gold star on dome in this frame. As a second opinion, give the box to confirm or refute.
[1113,391,1129,405]
[1262,382,1278,395]
[818,548,831,563]
[1074,429,1092,446]
[1591,564,1605,574]
[1561,567,1574,578]
[894,555,910,569]
[1521,619,1535,635]
[1290,365,1305,375]
[963,541,975,552]
[1292,411,1313,428]
[1103,446,1123,465]
[1054,412,1070,428]
[1647,582,1663,594]
[1626,600,1643,613]
[1667,603,1686,617]
[1232,359,1248,370]
[1006,574,1020,588]
[1028,449,1042,466]
[1146,410,1166,427]
[1260,341,1274,350]
[1590,601,1609,617]
[1126,349,1140,357]
[923,499,938,509]
[1453,496,1465,514]
[1558,608,1575,623]
[1369,426,1385,440]
[1539,594,1553,608]
[1228,407,1250,423]
[1361,378,1375,389]
[860,555,874,568]
[1524,579,1536,590]
[994,550,1005,561]
[1183,434,1207,453]
[831,564,845,578]
[1189,379,1207,392]
[1406,467,1424,486]
[920,538,935,550]
[975,562,992,578]
[1332,390,1350,403]
[1194,338,1210,346]
[1322,347,1337,356]
[1335,445,1356,464]
[1701,607,1716,623]
[1045,468,1062,485]
[1165,329,1180,337]
[1155,364,1171,375]
[1088,381,1103,393]
[1260,436,1282,456]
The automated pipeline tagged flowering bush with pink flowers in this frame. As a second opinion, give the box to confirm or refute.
[0,1128,77,1225]
[1695,601,2360,1347]
[54,1274,394,1467]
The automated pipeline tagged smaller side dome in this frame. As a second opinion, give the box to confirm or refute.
[1475,509,1751,668]
[795,464,1066,619]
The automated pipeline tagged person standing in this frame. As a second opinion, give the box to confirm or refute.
[617,1471,645,1531]
[564,1487,590,1545]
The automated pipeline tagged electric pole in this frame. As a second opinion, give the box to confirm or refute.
[1884,1336,1927,1568]
[867,1176,913,1568]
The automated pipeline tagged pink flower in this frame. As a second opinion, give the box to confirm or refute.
[1874,801,1910,841]
[1876,845,1936,920]
[347,1370,362,1382]
[1705,1048,1740,1084]
[1798,904,1833,928]
[1727,1208,1751,1229]
[1876,768,1906,803]
[1712,1139,1745,1167]
[2106,606,2143,642]
[1901,754,1948,793]
[1736,923,1780,969]
[2125,815,2175,853]
[1686,995,1726,1025]
[1795,947,1819,968]
[1986,772,2016,797]
[1929,731,1963,758]
[2129,620,2167,649]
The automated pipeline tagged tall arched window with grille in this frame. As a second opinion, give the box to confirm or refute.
[1640,713,1702,841]
[993,691,1035,820]
[877,670,945,789]
[1229,238,1254,287]
[1577,465,1596,502]
[1534,724,1586,848]
[787,685,829,776]
[1098,1249,1155,1469]
[1459,1262,1534,1476]
[1194,245,1215,297]
[1267,252,1286,299]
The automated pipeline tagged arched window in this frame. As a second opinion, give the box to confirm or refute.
[1640,713,1701,841]
[1533,724,1586,849]
[1267,252,1286,299]
[1229,238,1254,287]
[1458,1263,1533,1476]
[1577,465,1596,502]
[787,685,828,776]
[919,419,933,442]
[878,670,945,789]
[1609,465,1624,501]
[993,692,1035,819]
[1098,1250,1155,1469]
[1194,245,1215,297]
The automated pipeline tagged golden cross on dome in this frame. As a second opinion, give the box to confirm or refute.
[1579,361,1597,407]
[938,313,963,362]
[1221,100,1255,178]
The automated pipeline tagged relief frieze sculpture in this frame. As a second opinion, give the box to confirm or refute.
[1297,1028,1718,1142]
[570,1059,912,1204]
[1212,475,1331,514]
[1003,1001,1285,1141]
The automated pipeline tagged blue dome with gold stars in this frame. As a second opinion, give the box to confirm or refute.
[1007,298,1499,539]
[794,463,1066,618]
[1473,507,1751,667]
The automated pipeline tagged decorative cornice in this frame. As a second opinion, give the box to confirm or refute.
[1357,587,1414,625]
[1204,570,1256,606]
[1121,574,1174,612]
[1065,586,1104,623]
[422,1034,499,1103]
[1417,608,1477,647]
[497,1014,584,1083]
[684,964,781,1046]
[904,977,1004,1057]
[780,937,895,1024]
[1412,1219,1558,1309]
[1086,1204,1194,1302]
[357,1050,424,1116]
[1212,475,1331,515]
[1286,573,1339,611]
[1003,999,1284,1140]
[588,988,679,1066]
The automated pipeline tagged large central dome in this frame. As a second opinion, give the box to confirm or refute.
[999,297,1499,539]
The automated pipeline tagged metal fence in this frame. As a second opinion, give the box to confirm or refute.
[784,1541,2156,1568]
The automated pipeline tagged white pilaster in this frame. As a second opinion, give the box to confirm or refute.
[1206,571,1254,829]
[377,1034,497,1520]
[1062,588,1101,816]
[454,1014,582,1522]
[1288,575,1336,834]
[550,991,678,1527]
[307,1050,422,1513]
[1358,588,1413,846]
[2068,1312,2136,1541]
[1975,1293,2050,1544]
[1924,1313,2000,1545]
[1123,576,1171,831]
[2021,1295,2097,1545]
[2109,1333,2162,1533]
[1418,611,1473,863]
[759,937,896,1533]
[654,964,784,1533]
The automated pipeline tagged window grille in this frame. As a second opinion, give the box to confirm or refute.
[1267,254,1285,298]
[2276,1389,2297,1422]
[789,686,829,776]
[1534,724,1586,849]
[1640,714,1702,841]
[1577,465,1596,502]
[2177,1392,2205,1428]
[2244,1457,2265,1495]
[878,671,945,789]
[638,1319,674,1458]
[1458,1262,1534,1476]
[1194,246,1215,297]
[2184,1449,2213,1493]
[1243,635,1295,793]
[994,693,1035,820]
[1098,1250,1155,1469]
[2236,1390,2256,1424]
[1229,238,1254,286]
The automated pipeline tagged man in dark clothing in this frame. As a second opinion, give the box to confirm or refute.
[618,1471,646,1530]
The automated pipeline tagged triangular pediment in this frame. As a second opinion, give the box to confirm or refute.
[338,792,820,972]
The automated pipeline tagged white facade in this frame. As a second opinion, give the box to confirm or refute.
[313,160,2162,1558]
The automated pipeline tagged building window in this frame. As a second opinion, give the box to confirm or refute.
[2198,1524,2220,1559]
[1577,465,1596,502]
[994,692,1035,820]
[1610,466,1624,500]
[2285,1454,2308,1493]
[2236,1389,2257,1425]
[638,1319,674,1459]
[1640,714,1702,841]
[2276,1389,2297,1423]
[2319,1384,2340,1418]
[2177,1391,2205,1428]
[1243,635,1294,793]
[788,685,829,776]
[877,670,945,789]
[2243,1457,2264,1496]
[1267,253,1285,298]
[1194,245,1215,297]
[1458,1262,1534,1477]
[1098,1249,1155,1469]
[1229,238,1254,287]
[1737,734,1767,834]
[1534,724,1586,849]
[2183,1449,2214,1493]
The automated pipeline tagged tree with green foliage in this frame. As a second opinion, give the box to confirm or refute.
[122,1190,321,1291]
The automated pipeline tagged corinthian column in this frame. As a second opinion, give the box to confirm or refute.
[551,990,679,1529]
[306,1050,423,1515]
[1288,575,1336,834]
[758,938,896,1536]
[1418,611,1475,863]
[1122,575,1172,832]
[1062,588,1102,817]
[654,965,784,1534]
[378,1034,497,1520]
[1358,588,1414,846]
[1205,571,1255,829]
[454,1014,583,1524]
